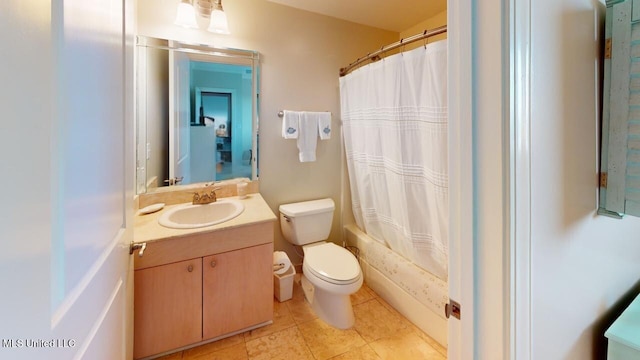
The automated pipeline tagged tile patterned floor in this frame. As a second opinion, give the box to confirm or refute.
[157,277,447,360]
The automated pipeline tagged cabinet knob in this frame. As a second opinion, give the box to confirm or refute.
[187,264,194,272]
[210,260,217,268]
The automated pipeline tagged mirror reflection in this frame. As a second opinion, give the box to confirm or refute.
[136,36,260,194]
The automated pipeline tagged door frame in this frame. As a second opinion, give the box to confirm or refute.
[195,87,238,179]
[196,88,235,129]
[448,0,529,358]
[447,0,475,358]
[508,0,533,358]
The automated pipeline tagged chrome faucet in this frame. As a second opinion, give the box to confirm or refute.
[192,186,221,205]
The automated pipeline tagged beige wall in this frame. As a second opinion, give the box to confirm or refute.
[136,0,397,264]
[400,10,447,51]
[527,0,640,358]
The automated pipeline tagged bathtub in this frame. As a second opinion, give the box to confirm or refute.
[344,224,448,347]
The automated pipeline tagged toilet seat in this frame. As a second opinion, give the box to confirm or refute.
[304,243,360,285]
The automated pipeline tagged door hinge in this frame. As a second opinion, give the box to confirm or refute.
[445,299,461,320]
[605,38,612,59]
[600,172,608,188]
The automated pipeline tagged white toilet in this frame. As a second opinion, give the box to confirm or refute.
[279,198,363,329]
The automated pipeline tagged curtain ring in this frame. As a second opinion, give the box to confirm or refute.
[423,29,429,49]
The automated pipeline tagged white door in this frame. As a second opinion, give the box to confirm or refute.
[169,50,191,186]
[0,1,134,359]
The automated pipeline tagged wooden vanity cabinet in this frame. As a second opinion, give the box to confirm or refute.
[133,258,203,359]
[203,243,273,339]
[133,221,275,359]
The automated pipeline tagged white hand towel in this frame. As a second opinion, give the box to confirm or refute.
[316,112,332,140]
[297,112,318,162]
[281,110,300,139]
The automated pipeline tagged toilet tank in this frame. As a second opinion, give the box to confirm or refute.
[279,198,335,246]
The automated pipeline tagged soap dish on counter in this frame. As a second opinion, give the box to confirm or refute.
[138,203,165,215]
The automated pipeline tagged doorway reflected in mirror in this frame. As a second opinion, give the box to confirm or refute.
[135,36,259,194]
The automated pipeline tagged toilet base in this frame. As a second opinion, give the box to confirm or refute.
[300,274,359,329]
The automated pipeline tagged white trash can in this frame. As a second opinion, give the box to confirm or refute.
[274,265,296,302]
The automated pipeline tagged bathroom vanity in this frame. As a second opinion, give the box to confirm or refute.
[605,293,640,360]
[132,194,276,359]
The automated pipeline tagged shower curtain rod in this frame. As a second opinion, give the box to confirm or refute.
[339,25,447,77]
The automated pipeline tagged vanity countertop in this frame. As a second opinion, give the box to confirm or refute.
[605,292,640,359]
[134,193,277,244]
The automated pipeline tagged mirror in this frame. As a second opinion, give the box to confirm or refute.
[135,36,260,194]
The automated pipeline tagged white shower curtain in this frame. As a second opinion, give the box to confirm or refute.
[340,40,448,280]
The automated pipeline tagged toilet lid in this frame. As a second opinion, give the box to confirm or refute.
[305,243,360,284]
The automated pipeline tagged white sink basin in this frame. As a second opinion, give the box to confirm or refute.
[158,199,244,229]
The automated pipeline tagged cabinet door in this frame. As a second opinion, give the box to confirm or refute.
[203,243,273,339]
[134,258,203,359]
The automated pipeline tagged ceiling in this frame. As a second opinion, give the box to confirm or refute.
[265,0,447,33]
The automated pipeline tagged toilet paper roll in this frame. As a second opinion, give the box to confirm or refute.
[273,251,292,275]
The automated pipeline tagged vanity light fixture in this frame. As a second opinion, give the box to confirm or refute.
[174,0,230,35]
[208,0,230,34]
[174,0,198,28]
